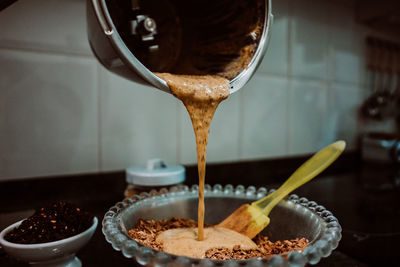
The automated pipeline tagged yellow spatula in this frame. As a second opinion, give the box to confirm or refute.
[217,140,346,239]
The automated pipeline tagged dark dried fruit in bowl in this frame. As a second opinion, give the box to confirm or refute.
[5,201,92,244]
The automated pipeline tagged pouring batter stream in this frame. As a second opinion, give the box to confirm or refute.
[155,73,229,241]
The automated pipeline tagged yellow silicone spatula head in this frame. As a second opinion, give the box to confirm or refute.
[217,140,346,239]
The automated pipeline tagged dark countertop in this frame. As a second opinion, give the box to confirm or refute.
[1,152,399,266]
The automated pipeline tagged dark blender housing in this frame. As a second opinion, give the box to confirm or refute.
[87,0,271,93]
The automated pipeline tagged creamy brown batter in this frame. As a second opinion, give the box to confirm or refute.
[156,227,257,258]
[129,218,310,260]
[155,73,229,241]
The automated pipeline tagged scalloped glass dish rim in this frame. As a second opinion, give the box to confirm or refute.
[102,184,342,266]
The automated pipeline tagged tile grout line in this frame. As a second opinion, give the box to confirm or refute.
[256,71,360,88]
[326,1,333,86]
[324,5,332,147]
[325,2,337,147]
[323,80,331,147]
[176,101,181,164]
[356,32,366,136]
[0,46,359,89]
[0,44,94,59]
[96,64,103,172]
[286,0,293,156]
[237,89,245,159]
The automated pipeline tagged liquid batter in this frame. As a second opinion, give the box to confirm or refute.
[156,227,257,258]
[155,73,229,241]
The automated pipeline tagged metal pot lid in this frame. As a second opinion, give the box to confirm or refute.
[126,158,185,186]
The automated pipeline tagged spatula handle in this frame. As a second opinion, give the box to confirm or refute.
[253,140,346,215]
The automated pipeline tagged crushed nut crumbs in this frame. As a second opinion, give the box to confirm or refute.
[128,218,309,260]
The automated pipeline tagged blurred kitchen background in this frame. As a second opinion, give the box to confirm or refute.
[1,0,399,180]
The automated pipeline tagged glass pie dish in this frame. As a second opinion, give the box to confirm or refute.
[102,184,341,266]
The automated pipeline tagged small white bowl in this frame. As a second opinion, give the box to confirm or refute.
[0,217,98,267]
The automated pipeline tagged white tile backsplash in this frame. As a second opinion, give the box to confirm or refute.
[331,43,361,85]
[99,69,179,171]
[325,82,362,150]
[178,88,241,165]
[0,49,98,179]
[290,0,329,80]
[176,103,196,165]
[327,3,362,84]
[1,0,396,179]
[240,75,289,159]
[258,0,289,76]
[207,91,242,163]
[288,78,328,155]
[0,0,90,55]
[0,88,5,176]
